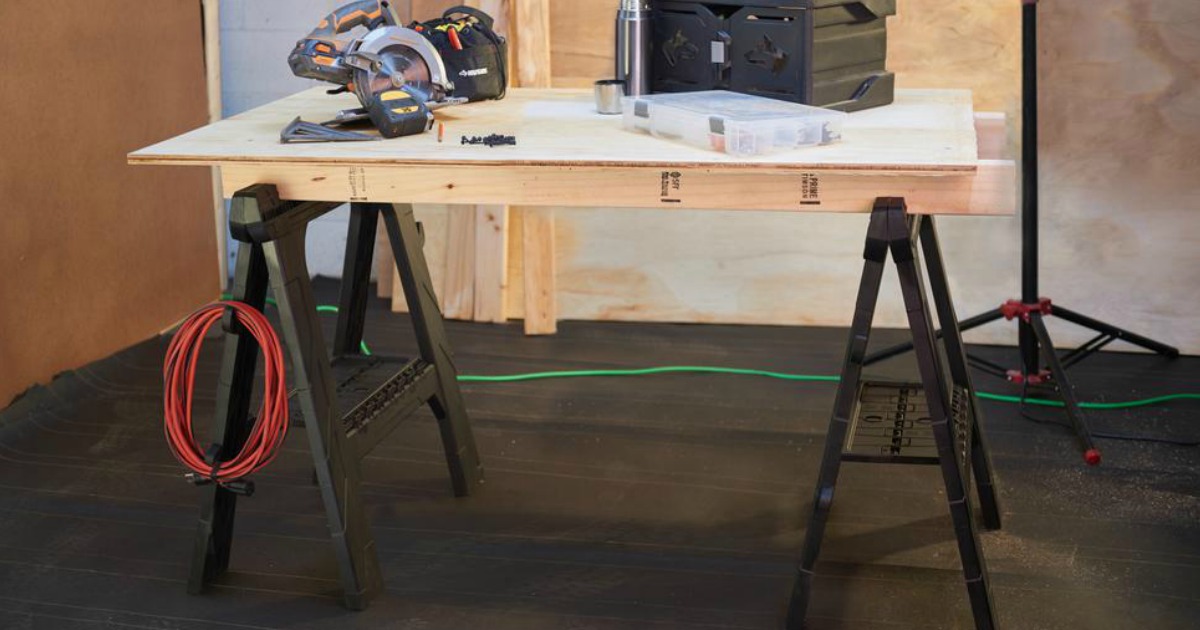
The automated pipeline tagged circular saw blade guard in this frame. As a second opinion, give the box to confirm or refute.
[348,26,454,106]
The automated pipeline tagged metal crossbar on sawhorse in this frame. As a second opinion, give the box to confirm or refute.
[188,184,484,610]
[787,198,1003,630]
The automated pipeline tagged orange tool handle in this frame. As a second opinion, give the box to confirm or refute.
[310,0,387,38]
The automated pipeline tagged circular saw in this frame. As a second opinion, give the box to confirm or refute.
[287,1,503,139]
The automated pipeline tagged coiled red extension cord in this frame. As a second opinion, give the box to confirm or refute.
[163,302,289,485]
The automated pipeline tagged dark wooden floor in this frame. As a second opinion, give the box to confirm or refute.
[1,281,1197,629]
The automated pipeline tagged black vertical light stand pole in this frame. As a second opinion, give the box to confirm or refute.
[1018,0,1040,377]
[862,0,1180,465]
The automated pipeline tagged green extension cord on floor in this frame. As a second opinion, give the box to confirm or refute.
[222,296,1197,412]
[458,366,1199,411]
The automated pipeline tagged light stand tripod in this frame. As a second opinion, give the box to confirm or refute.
[863,0,1179,466]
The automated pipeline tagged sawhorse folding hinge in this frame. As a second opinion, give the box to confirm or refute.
[188,184,484,610]
[787,198,1003,630]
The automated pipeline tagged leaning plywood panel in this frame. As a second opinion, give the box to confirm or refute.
[549,0,617,88]
[0,0,218,406]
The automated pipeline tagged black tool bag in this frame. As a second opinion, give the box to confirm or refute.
[417,6,508,102]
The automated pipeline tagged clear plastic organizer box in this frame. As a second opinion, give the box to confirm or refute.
[622,90,846,156]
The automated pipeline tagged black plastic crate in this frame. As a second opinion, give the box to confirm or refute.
[651,0,895,111]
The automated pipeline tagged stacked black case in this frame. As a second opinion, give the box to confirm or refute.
[651,0,896,111]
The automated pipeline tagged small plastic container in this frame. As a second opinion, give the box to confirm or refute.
[622,90,846,156]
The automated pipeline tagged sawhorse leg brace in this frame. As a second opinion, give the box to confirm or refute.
[187,184,484,610]
[787,198,1003,629]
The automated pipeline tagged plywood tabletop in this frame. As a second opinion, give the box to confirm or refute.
[129,88,980,174]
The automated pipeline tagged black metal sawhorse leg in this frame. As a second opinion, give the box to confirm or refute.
[188,185,483,610]
[787,198,1001,630]
[918,217,1002,531]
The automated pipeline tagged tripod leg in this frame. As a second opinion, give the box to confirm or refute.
[967,352,1013,381]
[918,219,1002,531]
[264,226,383,610]
[188,237,269,594]
[863,309,1005,366]
[1051,305,1180,359]
[382,204,484,497]
[334,204,380,357]
[892,206,996,630]
[1028,313,1102,466]
[1018,319,1040,377]
[786,200,890,629]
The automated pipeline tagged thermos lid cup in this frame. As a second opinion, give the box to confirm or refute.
[595,80,626,115]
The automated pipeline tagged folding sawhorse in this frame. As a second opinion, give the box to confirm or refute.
[188,184,484,609]
[788,198,1004,630]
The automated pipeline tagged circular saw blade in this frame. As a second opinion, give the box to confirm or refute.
[354,44,434,104]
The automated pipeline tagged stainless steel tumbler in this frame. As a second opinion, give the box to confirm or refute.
[595,80,627,115]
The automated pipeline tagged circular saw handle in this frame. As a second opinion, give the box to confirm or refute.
[313,0,388,37]
[442,5,496,29]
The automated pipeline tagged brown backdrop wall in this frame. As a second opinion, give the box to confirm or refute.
[0,0,220,406]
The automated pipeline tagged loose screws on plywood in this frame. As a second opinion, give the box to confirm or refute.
[462,134,517,147]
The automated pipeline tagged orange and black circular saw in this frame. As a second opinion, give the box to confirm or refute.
[287,1,508,140]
